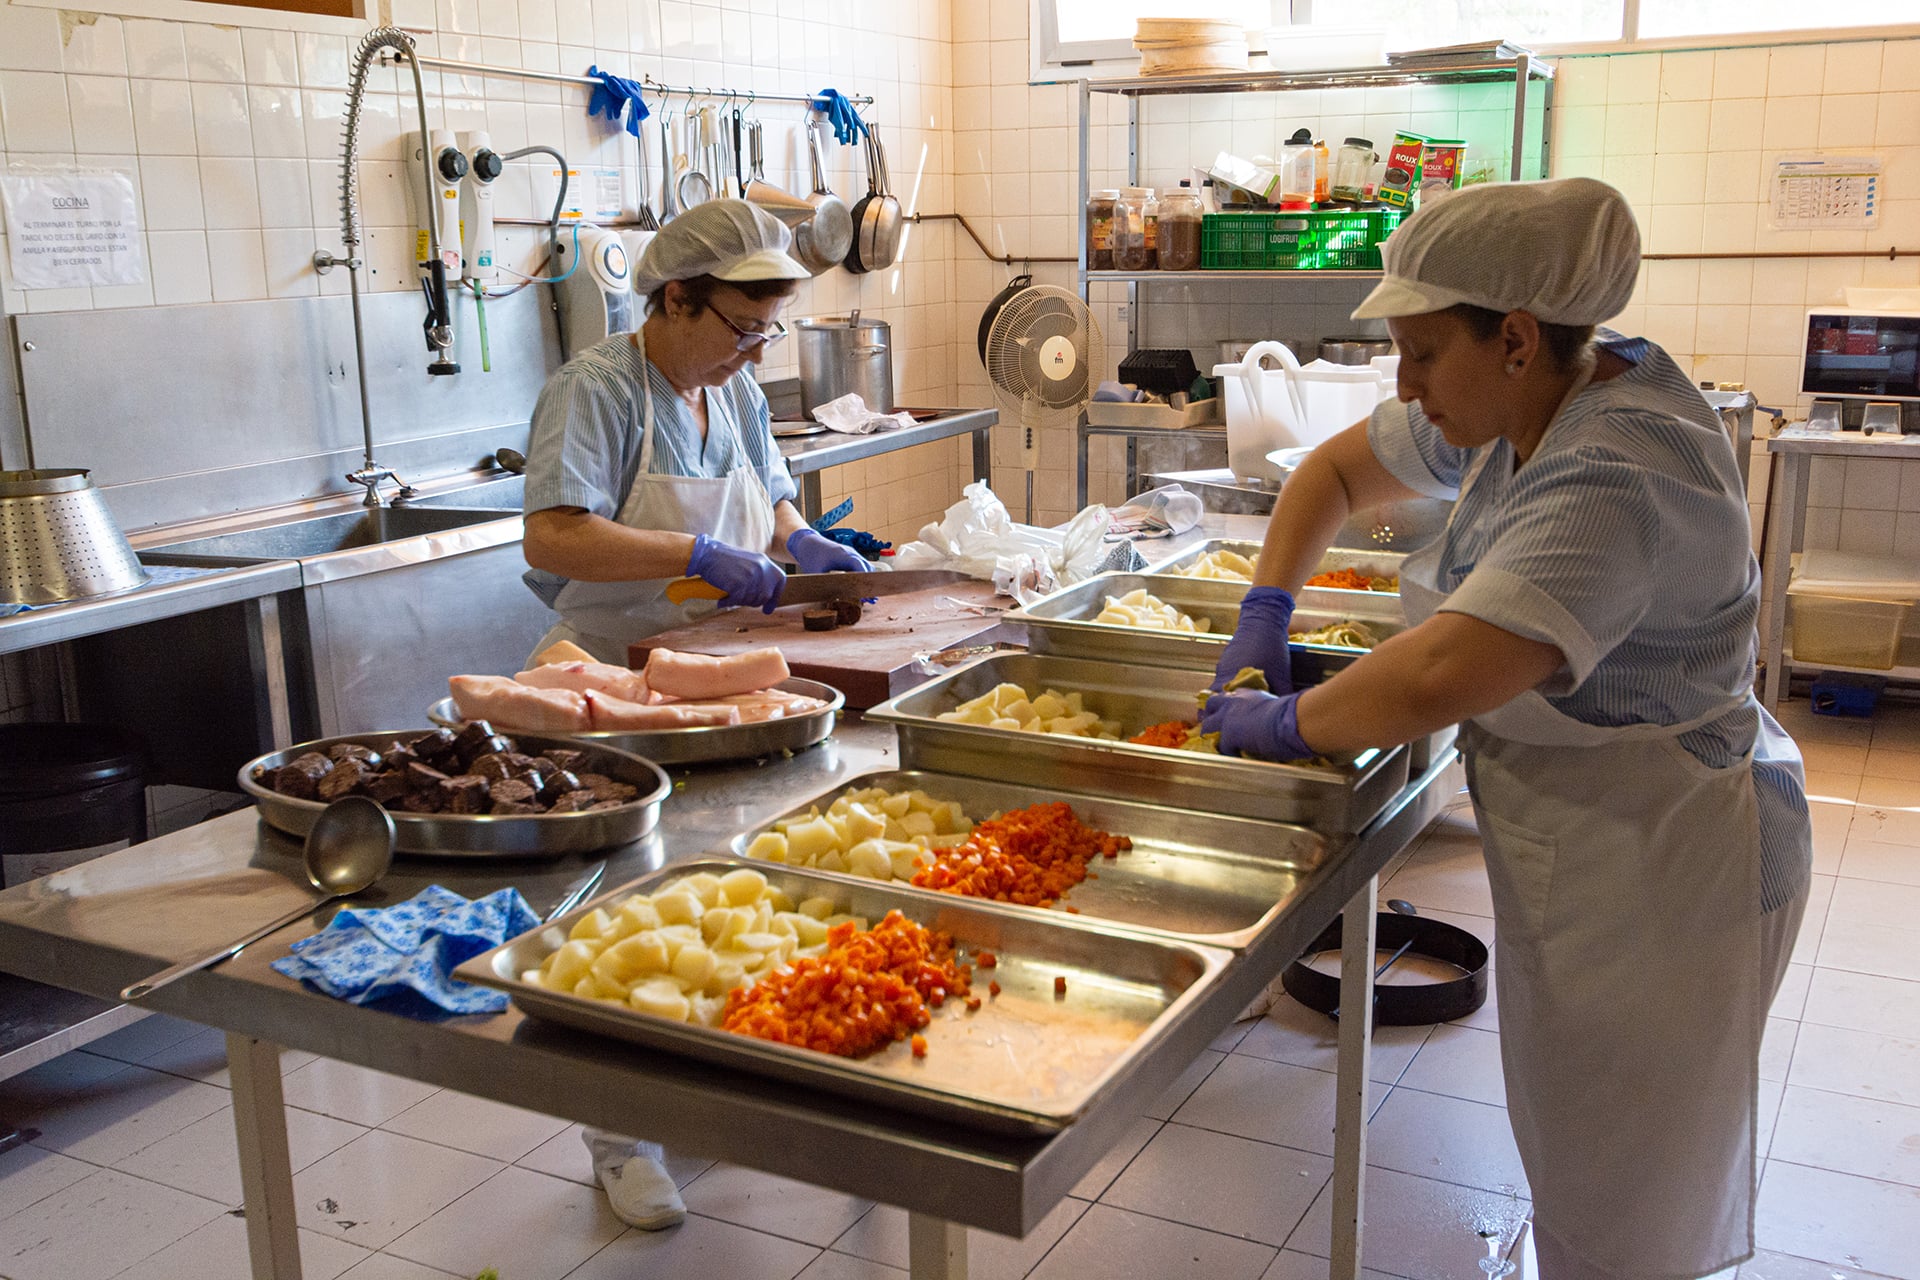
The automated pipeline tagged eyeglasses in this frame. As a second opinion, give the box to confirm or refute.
[708,305,788,352]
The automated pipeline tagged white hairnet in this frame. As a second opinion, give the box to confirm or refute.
[631,199,810,300]
[1352,177,1640,326]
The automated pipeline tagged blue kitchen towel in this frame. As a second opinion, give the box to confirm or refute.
[271,885,538,1017]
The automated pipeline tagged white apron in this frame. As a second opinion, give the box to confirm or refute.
[1397,385,1782,1279]
[535,330,776,665]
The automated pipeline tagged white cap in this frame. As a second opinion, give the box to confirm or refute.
[632,199,810,300]
[1352,177,1641,326]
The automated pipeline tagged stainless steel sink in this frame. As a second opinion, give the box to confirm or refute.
[400,474,525,512]
[147,505,510,562]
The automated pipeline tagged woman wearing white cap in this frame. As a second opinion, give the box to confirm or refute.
[520,199,868,663]
[1202,178,1811,1278]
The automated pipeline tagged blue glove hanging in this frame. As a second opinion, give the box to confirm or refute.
[1212,586,1297,694]
[687,532,787,613]
[810,88,867,145]
[587,66,650,138]
[1200,689,1315,762]
[787,528,870,575]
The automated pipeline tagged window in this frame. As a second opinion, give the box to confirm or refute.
[1636,0,1920,39]
[1039,0,1283,65]
[1305,1,1622,51]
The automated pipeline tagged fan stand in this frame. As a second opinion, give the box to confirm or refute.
[1019,397,1043,524]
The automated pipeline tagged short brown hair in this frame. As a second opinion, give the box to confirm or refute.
[1447,304,1595,370]
[646,273,800,317]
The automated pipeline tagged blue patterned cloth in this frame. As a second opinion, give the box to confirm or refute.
[271,885,537,1017]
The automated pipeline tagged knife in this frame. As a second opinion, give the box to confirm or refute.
[664,568,975,607]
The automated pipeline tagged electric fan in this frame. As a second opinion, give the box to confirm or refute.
[982,284,1104,522]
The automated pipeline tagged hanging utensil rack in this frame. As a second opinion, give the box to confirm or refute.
[376,49,872,108]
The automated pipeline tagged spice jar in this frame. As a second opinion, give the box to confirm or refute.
[1114,187,1157,271]
[1085,189,1118,270]
[1332,137,1377,204]
[1157,183,1203,271]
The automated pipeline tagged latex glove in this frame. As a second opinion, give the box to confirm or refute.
[1211,586,1296,694]
[787,528,870,575]
[1201,690,1314,762]
[811,89,867,145]
[686,533,786,613]
[586,66,649,138]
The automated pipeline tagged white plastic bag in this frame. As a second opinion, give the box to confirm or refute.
[892,482,1137,606]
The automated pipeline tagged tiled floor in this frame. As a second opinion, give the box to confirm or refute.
[5,698,1920,1279]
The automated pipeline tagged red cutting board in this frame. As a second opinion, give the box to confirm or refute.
[630,580,1008,710]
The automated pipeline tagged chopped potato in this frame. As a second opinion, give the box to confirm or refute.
[1174,549,1256,581]
[935,683,1123,740]
[1093,587,1211,633]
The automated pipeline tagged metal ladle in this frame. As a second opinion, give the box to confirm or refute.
[120,797,395,1001]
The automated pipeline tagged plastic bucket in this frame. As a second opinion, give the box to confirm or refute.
[0,723,147,886]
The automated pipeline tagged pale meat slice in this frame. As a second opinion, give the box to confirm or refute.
[449,675,590,731]
[708,689,830,722]
[586,690,742,730]
[515,660,650,703]
[643,646,791,701]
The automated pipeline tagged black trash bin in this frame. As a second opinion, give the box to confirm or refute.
[0,723,148,887]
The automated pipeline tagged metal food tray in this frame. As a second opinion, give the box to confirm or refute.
[453,858,1227,1134]
[865,653,1409,833]
[241,731,670,858]
[1152,540,1408,620]
[731,769,1329,951]
[1010,572,1403,677]
[427,678,844,765]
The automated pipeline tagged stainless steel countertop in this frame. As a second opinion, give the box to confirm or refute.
[0,699,1456,1235]
[0,558,302,656]
[777,407,997,475]
[1767,427,1920,456]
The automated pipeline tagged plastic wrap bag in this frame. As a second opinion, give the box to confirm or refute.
[893,482,1146,606]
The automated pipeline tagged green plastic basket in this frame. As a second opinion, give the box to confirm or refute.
[1199,209,1404,271]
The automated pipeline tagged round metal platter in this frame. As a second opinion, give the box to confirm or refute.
[240,730,671,858]
[426,677,844,765]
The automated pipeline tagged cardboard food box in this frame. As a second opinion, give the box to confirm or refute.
[1378,132,1426,209]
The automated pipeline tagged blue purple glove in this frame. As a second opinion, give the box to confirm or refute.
[687,533,786,613]
[586,66,649,138]
[787,528,870,575]
[1200,689,1314,762]
[1212,586,1296,694]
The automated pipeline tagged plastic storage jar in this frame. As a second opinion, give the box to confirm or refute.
[1332,138,1377,203]
[1276,140,1315,211]
[1114,187,1158,270]
[1085,189,1118,270]
[1157,184,1203,271]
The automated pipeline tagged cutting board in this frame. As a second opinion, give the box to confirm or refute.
[630,580,1010,710]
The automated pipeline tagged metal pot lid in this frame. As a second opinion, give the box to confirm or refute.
[794,315,891,332]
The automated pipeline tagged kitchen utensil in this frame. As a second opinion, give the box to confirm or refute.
[494,447,526,474]
[794,313,895,414]
[742,118,814,229]
[542,860,607,923]
[1317,336,1394,365]
[1283,904,1490,1026]
[847,124,903,273]
[634,121,660,231]
[665,567,970,607]
[843,130,881,274]
[0,469,150,607]
[657,113,682,222]
[677,109,712,208]
[792,119,852,274]
[120,796,395,1001]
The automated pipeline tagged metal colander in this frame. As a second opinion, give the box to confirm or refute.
[0,470,148,606]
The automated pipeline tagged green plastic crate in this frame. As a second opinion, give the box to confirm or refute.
[1199,209,1404,271]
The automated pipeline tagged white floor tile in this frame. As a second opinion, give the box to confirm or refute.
[382,1089,567,1162]
[114,1214,368,1280]
[1068,1115,1159,1200]
[0,1167,226,1280]
[1758,1078,1786,1160]
[681,1163,873,1247]
[1145,1048,1223,1120]
[562,1213,820,1279]
[1740,1245,1905,1278]
[1211,1019,1254,1053]
[1397,1024,1508,1108]
[337,1255,464,1279]
[1854,776,1920,809]
[1788,1022,1920,1106]
[1,1059,229,1166]
[1171,1054,1357,1157]
[1812,803,1852,874]
[1756,1160,1920,1280]
[1234,994,1433,1085]
[1365,1087,1529,1197]
[1100,1122,1331,1246]
[80,1014,207,1065]
[1839,837,1920,887]
[1026,1202,1276,1280]
[1285,1163,1529,1279]
[280,1057,441,1128]
[0,1140,93,1222]
[1772,963,1813,1020]
[385,1164,624,1280]
[1803,769,1863,802]
[1771,1084,1920,1188]
[1804,966,1920,1034]
[1863,746,1920,781]
[1794,875,1836,967]
[1380,824,1495,918]
[1800,740,1870,774]
[1260,1249,1401,1280]
[1777,705,1874,747]
[1845,803,1920,848]
[797,1252,906,1280]
[829,1194,1087,1278]
[132,1026,235,1085]
[1762,1016,1800,1084]
[1818,877,1920,981]
[292,1129,502,1249]
[113,1101,365,1204]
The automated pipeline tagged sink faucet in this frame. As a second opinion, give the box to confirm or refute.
[346,463,417,507]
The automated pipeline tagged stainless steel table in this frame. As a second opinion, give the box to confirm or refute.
[779,408,997,521]
[0,716,1453,1280]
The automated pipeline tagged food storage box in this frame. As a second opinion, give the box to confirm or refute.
[1787,591,1912,670]
[1085,399,1223,430]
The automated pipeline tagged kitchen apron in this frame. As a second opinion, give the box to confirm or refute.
[1393,383,1776,1279]
[534,331,776,666]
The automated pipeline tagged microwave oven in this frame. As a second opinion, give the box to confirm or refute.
[1802,308,1920,401]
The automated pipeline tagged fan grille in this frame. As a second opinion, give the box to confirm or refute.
[984,285,1104,426]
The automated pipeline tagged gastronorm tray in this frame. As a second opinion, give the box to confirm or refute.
[1009,572,1403,677]
[731,769,1329,951]
[241,731,670,858]
[1151,540,1408,620]
[865,652,1409,833]
[427,678,844,766]
[453,858,1227,1134]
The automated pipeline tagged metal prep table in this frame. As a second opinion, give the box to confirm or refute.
[0,708,1455,1280]
[778,408,996,521]
[1758,428,1920,708]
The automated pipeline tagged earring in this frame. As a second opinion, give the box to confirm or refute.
[1506,360,1524,375]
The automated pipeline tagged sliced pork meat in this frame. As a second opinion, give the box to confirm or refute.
[586,691,742,730]
[642,646,791,700]
[515,660,650,703]
[449,675,591,732]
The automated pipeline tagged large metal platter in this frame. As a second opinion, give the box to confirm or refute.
[865,652,1409,833]
[241,731,670,858]
[453,858,1227,1134]
[731,768,1329,951]
[1150,540,1409,620]
[427,678,844,765]
[1010,572,1403,676]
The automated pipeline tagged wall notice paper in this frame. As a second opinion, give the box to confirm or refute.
[0,169,146,288]
[1770,155,1882,230]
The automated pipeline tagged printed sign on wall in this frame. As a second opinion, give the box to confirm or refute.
[0,169,147,289]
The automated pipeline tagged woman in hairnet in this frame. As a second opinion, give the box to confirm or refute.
[1203,178,1811,1278]
[520,199,867,663]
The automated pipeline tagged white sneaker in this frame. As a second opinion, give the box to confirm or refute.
[581,1129,686,1231]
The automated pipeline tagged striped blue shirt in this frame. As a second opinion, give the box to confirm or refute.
[520,335,797,607]
[1369,332,1811,912]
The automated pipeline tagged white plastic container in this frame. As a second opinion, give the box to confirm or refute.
[1212,343,1389,482]
[1259,26,1388,72]
[1787,592,1912,669]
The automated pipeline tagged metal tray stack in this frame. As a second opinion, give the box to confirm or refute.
[454,858,1227,1134]
[1151,540,1409,620]
[865,652,1408,832]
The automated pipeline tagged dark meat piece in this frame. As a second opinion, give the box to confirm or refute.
[328,743,382,768]
[586,779,639,805]
[586,799,626,811]
[362,771,409,804]
[538,769,582,805]
[489,798,541,815]
[452,721,505,767]
[500,752,542,778]
[470,752,516,783]
[574,772,612,792]
[549,790,599,813]
[317,757,370,801]
[410,728,460,765]
[272,752,333,800]
[488,777,538,809]
[440,774,491,814]
[382,743,420,772]
[406,761,451,792]
[540,748,589,773]
[401,789,445,813]
[830,600,863,627]
[802,608,838,632]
